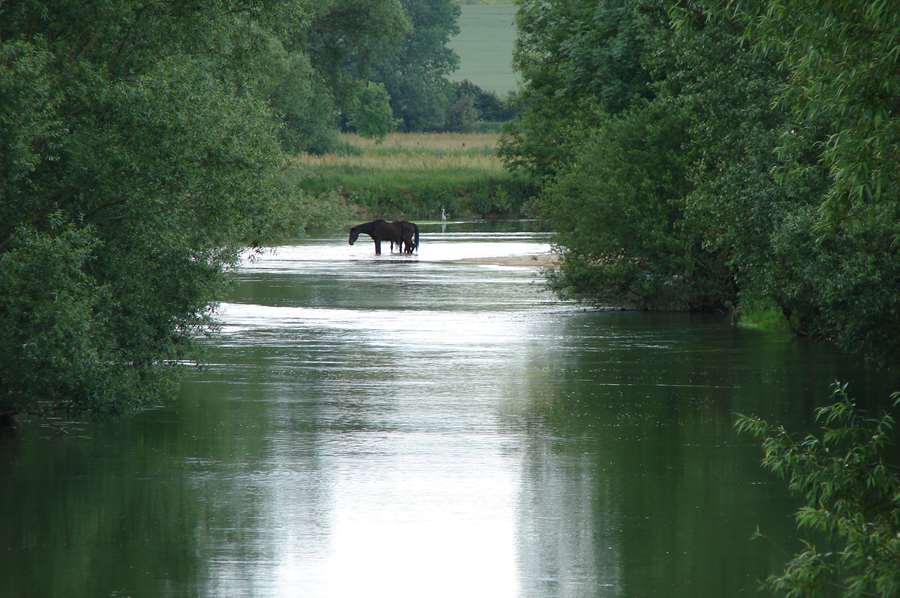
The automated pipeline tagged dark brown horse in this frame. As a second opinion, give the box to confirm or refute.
[394,220,419,254]
[349,220,419,255]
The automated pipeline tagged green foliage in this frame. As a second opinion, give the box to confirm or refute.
[721,0,900,363]
[730,0,899,222]
[501,0,654,178]
[0,1,372,417]
[269,53,339,154]
[451,80,517,122]
[444,92,480,132]
[1,223,106,414]
[504,0,899,361]
[736,383,900,597]
[735,296,792,333]
[372,0,461,132]
[346,81,399,141]
[265,184,356,239]
[541,102,733,310]
[294,162,530,220]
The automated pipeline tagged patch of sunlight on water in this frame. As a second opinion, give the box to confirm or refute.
[6,223,891,598]
[240,234,553,268]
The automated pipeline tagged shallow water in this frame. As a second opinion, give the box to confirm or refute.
[2,221,893,597]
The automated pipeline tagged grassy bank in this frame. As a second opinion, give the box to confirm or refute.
[279,133,533,232]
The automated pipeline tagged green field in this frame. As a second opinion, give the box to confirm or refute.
[281,133,532,227]
[449,4,519,97]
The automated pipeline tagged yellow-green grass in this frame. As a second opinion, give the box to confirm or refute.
[292,153,503,173]
[285,132,531,220]
[338,132,500,153]
[292,132,505,178]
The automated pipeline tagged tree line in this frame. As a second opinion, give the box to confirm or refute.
[0,0,507,418]
[502,0,898,364]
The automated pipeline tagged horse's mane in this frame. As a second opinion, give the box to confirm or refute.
[353,219,386,232]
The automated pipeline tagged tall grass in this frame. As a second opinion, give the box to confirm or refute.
[292,153,503,171]
[281,132,533,225]
[338,132,500,154]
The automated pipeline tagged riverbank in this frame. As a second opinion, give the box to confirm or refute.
[455,253,559,267]
[277,133,534,234]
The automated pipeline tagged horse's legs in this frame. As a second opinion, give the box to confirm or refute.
[374,239,382,255]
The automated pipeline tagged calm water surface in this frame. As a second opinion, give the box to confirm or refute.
[2,221,894,597]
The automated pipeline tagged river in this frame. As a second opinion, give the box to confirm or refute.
[1,221,893,597]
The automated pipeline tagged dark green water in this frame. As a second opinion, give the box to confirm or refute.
[2,222,894,597]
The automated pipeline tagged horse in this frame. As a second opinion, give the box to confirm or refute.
[394,220,419,255]
[349,219,419,255]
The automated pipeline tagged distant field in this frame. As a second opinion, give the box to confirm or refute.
[449,4,519,97]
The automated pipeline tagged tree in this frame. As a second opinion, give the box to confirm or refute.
[444,91,479,132]
[721,0,900,362]
[305,0,409,129]
[504,0,899,361]
[736,384,900,597]
[500,0,654,178]
[346,81,399,141]
[0,1,323,417]
[372,0,461,131]
[451,80,517,123]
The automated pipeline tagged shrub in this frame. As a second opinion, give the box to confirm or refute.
[736,384,900,597]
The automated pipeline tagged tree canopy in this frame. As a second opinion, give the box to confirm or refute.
[0,0,411,416]
[502,0,899,363]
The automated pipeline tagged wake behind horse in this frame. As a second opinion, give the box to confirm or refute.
[349,220,419,256]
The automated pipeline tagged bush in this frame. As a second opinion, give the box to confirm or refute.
[346,81,399,141]
[736,384,900,597]
[444,92,480,132]
[540,103,734,311]
[0,18,284,417]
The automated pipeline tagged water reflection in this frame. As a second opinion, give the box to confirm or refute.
[1,222,894,597]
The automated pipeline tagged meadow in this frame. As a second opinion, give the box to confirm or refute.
[281,133,532,231]
[448,4,519,96]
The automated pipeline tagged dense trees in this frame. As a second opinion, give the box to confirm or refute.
[506,6,899,592]
[367,0,514,133]
[372,0,460,132]
[0,0,518,418]
[503,0,899,363]
[0,0,411,417]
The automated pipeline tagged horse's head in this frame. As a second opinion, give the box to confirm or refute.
[348,227,359,245]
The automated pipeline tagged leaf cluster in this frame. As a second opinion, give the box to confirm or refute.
[0,0,416,417]
[503,0,899,361]
[736,383,900,597]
